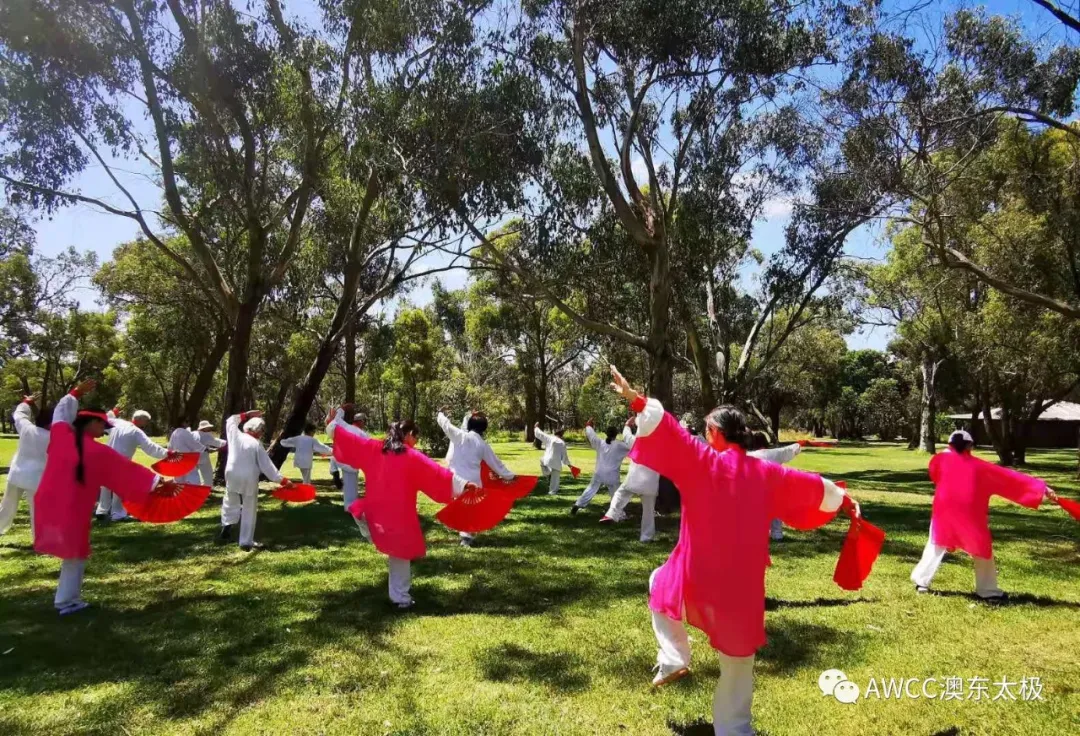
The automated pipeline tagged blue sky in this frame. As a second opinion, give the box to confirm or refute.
[23,0,1065,351]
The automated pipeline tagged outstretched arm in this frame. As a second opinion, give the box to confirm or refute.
[409,450,468,504]
[482,442,515,480]
[279,436,299,449]
[978,459,1048,509]
[437,411,466,445]
[135,430,170,460]
[750,443,802,466]
[312,438,332,455]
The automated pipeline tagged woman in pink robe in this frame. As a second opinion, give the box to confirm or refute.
[33,380,164,615]
[608,365,853,736]
[911,430,1052,600]
[330,416,474,609]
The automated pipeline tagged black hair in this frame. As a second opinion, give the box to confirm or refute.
[949,433,974,453]
[750,432,769,451]
[173,415,188,429]
[72,407,107,483]
[467,414,489,436]
[605,426,618,443]
[383,419,419,454]
[554,427,566,437]
[705,405,750,450]
[34,404,54,429]
[304,422,317,434]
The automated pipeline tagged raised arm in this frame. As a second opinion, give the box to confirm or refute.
[621,425,636,450]
[584,425,602,451]
[750,443,802,466]
[977,458,1047,509]
[52,386,87,425]
[437,411,467,445]
[226,413,244,447]
[534,426,551,446]
[13,398,35,436]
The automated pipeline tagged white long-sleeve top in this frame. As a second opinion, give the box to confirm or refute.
[585,426,630,484]
[444,412,469,464]
[634,399,845,512]
[169,427,208,454]
[437,411,514,486]
[749,443,802,466]
[535,427,571,471]
[620,425,659,495]
[8,401,50,490]
[326,409,369,475]
[106,411,169,461]
[224,413,282,483]
[280,434,332,469]
[199,431,226,451]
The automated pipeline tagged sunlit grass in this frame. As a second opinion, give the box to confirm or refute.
[1,439,1078,735]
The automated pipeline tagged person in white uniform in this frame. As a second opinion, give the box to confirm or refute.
[571,421,630,514]
[599,417,659,541]
[218,410,291,550]
[279,423,332,484]
[196,420,226,487]
[96,408,172,521]
[167,417,210,485]
[444,411,469,465]
[437,409,515,547]
[326,406,369,512]
[748,433,803,541]
[534,424,572,495]
[0,394,52,540]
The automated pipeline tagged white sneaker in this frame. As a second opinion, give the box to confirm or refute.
[651,663,690,687]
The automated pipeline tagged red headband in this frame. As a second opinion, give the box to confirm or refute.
[77,410,112,424]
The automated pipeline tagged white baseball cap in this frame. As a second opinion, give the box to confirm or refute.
[949,429,973,444]
[197,420,215,431]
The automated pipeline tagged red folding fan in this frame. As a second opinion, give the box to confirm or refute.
[479,462,538,499]
[437,486,516,533]
[271,483,317,503]
[123,482,211,524]
[833,496,885,591]
[570,465,581,478]
[1053,495,1080,522]
[151,452,202,478]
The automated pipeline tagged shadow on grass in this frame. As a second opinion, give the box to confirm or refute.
[927,590,1080,609]
[765,596,873,611]
[477,642,590,693]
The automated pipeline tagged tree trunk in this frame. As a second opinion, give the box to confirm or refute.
[523,373,537,442]
[981,389,1012,465]
[265,380,290,441]
[919,354,940,454]
[769,400,782,444]
[683,308,716,413]
[647,246,675,407]
[216,299,260,478]
[344,319,357,405]
[537,373,549,438]
[183,329,230,421]
[268,329,344,465]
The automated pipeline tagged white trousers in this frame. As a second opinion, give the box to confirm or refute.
[574,476,617,508]
[768,519,784,541]
[650,569,755,736]
[198,456,215,487]
[342,470,359,512]
[605,485,657,541]
[0,483,35,538]
[298,466,312,485]
[541,463,561,495]
[910,527,1003,598]
[387,556,412,604]
[221,473,259,547]
[55,558,87,609]
[96,488,128,520]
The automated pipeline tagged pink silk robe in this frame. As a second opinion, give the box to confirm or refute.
[631,411,831,658]
[332,426,456,560]
[928,449,1046,559]
[34,423,156,560]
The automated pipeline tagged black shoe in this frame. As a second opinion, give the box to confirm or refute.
[331,472,343,490]
[239,542,263,552]
[570,505,580,515]
[217,524,234,543]
[94,513,109,522]
[979,592,1009,605]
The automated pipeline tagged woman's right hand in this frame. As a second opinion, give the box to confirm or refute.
[608,365,640,404]
[73,379,97,397]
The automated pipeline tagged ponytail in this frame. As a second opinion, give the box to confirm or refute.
[383,419,419,454]
[705,405,750,450]
[72,415,94,484]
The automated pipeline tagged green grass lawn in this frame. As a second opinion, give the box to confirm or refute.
[1,439,1078,735]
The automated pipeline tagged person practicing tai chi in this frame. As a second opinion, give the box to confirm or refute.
[33,380,174,615]
[168,416,210,485]
[329,415,477,608]
[599,417,659,541]
[196,420,226,487]
[326,406,369,511]
[218,410,292,551]
[534,423,572,495]
[748,432,804,541]
[438,408,515,547]
[570,420,630,515]
[607,365,857,736]
[0,394,52,541]
[96,406,172,522]
[911,429,1055,602]
[279,423,332,484]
